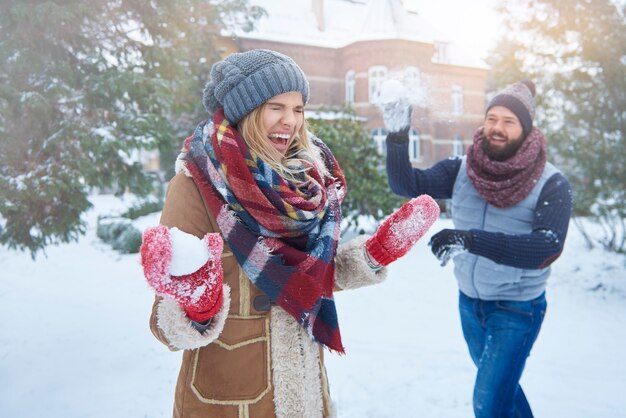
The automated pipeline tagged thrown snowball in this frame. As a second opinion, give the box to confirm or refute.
[378,79,407,104]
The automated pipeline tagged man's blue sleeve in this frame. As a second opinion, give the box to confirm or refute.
[386,139,460,199]
[469,173,573,269]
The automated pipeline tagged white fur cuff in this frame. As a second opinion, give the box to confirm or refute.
[334,235,387,290]
[156,284,231,350]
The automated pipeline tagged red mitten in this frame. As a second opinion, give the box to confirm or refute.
[140,225,225,323]
[365,195,440,266]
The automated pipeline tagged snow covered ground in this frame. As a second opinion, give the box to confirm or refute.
[0,194,624,418]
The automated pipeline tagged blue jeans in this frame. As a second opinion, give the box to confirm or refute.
[459,291,547,418]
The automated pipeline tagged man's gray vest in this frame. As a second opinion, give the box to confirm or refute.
[451,157,559,301]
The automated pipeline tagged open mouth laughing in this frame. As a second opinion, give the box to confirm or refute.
[268,132,291,151]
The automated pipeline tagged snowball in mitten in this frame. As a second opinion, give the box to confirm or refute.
[365,195,440,267]
[378,79,412,135]
[141,225,225,323]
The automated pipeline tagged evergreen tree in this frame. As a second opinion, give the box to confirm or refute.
[308,109,405,233]
[0,0,264,256]
[489,0,626,252]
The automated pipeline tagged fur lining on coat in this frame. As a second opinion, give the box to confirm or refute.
[270,306,325,418]
[334,235,387,290]
[156,285,230,350]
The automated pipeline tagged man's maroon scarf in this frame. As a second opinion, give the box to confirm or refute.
[179,110,347,352]
[466,127,547,208]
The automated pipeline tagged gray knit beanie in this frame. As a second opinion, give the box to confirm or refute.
[486,79,536,137]
[202,49,310,124]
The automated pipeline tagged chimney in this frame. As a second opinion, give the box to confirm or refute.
[312,0,325,31]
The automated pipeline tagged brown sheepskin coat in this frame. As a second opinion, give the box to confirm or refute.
[149,172,387,418]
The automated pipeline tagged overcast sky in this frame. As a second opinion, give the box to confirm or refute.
[402,0,499,59]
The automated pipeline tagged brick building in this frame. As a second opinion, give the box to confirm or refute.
[218,0,489,168]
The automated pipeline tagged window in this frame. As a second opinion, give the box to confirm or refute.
[451,85,463,116]
[434,42,450,63]
[403,66,423,104]
[368,65,387,103]
[404,67,421,90]
[452,134,464,156]
[372,127,388,157]
[345,70,355,105]
[409,128,421,161]
[371,127,420,162]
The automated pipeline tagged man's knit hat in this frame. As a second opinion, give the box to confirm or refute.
[202,49,310,124]
[486,79,536,137]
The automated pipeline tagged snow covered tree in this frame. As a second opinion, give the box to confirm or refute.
[307,109,405,233]
[0,0,264,256]
[489,0,626,253]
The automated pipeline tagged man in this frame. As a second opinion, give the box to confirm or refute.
[382,80,572,418]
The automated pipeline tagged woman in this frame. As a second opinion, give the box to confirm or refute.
[140,49,439,418]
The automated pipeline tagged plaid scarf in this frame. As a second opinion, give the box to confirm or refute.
[466,127,546,208]
[179,109,347,352]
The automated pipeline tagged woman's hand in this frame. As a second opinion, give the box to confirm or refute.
[141,226,225,323]
[365,195,440,268]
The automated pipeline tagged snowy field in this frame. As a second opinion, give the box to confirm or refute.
[0,194,624,418]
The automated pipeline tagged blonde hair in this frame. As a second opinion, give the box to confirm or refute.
[238,105,329,182]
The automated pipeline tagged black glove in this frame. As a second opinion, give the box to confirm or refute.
[428,229,473,267]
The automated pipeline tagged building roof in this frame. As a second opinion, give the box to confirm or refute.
[229,0,487,69]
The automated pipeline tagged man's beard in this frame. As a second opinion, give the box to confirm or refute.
[481,131,526,161]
